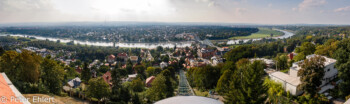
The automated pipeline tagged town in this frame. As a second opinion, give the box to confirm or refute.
[1,0,350,104]
[1,24,350,104]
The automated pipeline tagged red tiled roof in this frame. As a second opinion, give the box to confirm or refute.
[75,66,82,73]
[109,54,116,59]
[103,71,112,85]
[0,74,23,104]
[118,53,128,57]
[145,76,156,87]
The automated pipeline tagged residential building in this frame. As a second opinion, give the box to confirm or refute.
[160,62,168,69]
[123,74,138,82]
[197,48,216,59]
[117,53,128,62]
[67,77,81,88]
[103,71,112,86]
[75,66,82,73]
[250,58,275,68]
[211,56,223,66]
[129,56,139,63]
[269,54,338,95]
[145,76,156,87]
[107,54,116,63]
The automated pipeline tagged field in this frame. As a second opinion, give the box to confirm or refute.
[229,28,284,39]
[23,94,88,104]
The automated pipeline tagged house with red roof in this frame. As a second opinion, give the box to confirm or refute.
[107,54,116,63]
[145,76,156,87]
[103,71,112,86]
[117,53,129,62]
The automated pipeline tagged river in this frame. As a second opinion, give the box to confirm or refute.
[227,29,295,44]
[0,29,294,48]
[0,34,193,49]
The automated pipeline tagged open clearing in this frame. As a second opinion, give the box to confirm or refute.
[230,28,284,39]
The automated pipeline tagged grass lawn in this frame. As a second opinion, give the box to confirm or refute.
[23,94,88,104]
[230,28,284,39]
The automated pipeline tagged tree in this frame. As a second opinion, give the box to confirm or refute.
[294,42,316,61]
[224,46,254,62]
[41,56,65,95]
[146,67,162,77]
[131,94,141,104]
[187,65,220,90]
[134,65,146,80]
[161,55,169,62]
[110,68,131,103]
[17,50,42,83]
[276,54,288,70]
[98,65,109,74]
[216,70,233,95]
[81,62,91,82]
[130,78,145,92]
[298,55,325,97]
[126,64,133,74]
[221,61,235,74]
[315,39,339,57]
[224,60,267,104]
[156,46,163,52]
[86,78,111,102]
[333,39,350,98]
[146,69,175,102]
[264,78,290,104]
[146,74,169,102]
[0,47,4,56]
[160,69,174,97]
[235,58,250,69]
[0,51,19,81]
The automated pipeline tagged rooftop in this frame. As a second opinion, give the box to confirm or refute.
[0,73,30,104]
[155,96,222,104]
[270,71,301,86]
[130,56,138,61]
[292,54,337,71]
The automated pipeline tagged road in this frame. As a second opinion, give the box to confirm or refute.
[177,69,194,96]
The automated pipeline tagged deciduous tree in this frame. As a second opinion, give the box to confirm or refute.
[298,55,325,97]
[86,78,111,102]
[41,56,65,95]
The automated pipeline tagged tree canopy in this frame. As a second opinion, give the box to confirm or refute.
[298,55,325,96]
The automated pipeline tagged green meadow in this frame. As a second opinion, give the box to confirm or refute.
[230,28,284,39]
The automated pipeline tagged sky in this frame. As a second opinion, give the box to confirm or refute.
[0,0,350,24]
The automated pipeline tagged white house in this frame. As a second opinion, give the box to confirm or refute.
[211,56,223,66]
[269,54,338,96]
[160,62,168,69]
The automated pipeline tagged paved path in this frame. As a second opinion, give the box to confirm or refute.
[177,70,194,96]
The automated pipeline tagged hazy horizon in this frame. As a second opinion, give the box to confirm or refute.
[1,0,350,24]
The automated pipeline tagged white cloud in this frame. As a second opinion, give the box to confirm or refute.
[0,0,64,23]
[294,0,326,11]
[334,6,350,12]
